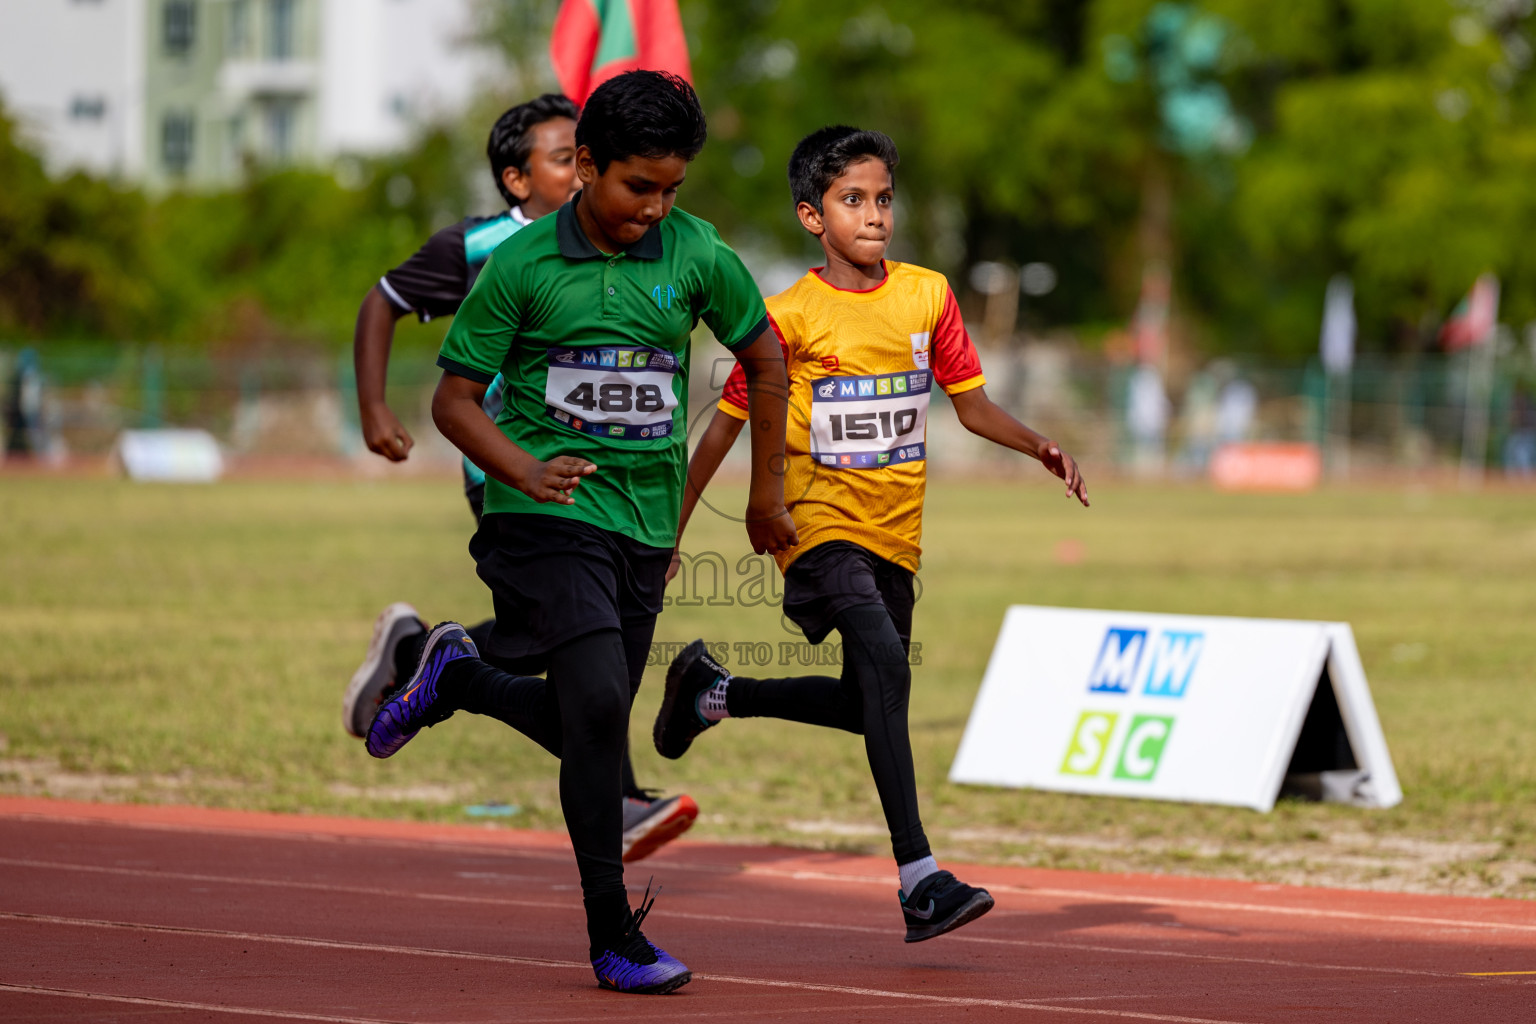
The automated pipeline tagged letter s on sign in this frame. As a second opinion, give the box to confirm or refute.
[1060,711,1118,777]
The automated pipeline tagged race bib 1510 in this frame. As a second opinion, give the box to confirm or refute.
[809,370,930,469]
[544,346,679,441]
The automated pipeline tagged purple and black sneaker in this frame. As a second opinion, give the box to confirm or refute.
[364,622,475,759]
[590,885,691,995]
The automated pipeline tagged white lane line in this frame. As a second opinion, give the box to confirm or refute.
[698,974,1259,1023]
[0,913,1256,1024]
[0,860,1503,982]
[8,815,1533,934]
[0,857,574,913]
[477,1004,911,1023]
[0,810,736,874]
[0,911,575,969]
[0,983,409,1024]
[746,867,1536,937]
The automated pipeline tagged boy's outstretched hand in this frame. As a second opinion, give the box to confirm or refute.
[1039,441,1090,507]
[746,502,799,556]
[515,455,597,505]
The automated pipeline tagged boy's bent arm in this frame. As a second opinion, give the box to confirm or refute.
[432,372,594,504]
[354,286,415,461]
[680,408,746,539]
[734,329,798,554]
[667,408,746,582]
[951,386,1090,506]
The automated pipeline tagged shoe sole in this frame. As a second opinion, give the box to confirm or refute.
[343,603,423,738]
[653,640,706,760]
[903,891,995,943]
[622,794,699,863]
[597,970,692,995]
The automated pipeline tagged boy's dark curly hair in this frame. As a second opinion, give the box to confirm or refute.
[789,126,899,212]
[576,71,707,172]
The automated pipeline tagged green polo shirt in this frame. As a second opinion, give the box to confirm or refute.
[437,198,769,547]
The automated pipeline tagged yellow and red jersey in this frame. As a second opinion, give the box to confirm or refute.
[719,261,985,572]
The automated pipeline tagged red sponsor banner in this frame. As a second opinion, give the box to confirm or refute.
[1209,443,1322,492]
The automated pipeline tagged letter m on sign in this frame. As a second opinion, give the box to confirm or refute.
[1088,628,1146,693]
[1143,631,1203,698]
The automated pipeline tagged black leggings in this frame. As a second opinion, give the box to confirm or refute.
[440,624,652,905]
[399,619,645,797]
[724,603,932,865]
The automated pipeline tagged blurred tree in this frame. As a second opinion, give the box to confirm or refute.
[6,0,1536,359]
[678,0,1536,357]
[0,100,472,348]
[0,105,159,339]
[1218,0,1536,353]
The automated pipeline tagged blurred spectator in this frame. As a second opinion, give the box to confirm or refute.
[4,348,43,459]
[1504,387,1536,477]
[1178,365,1220,473]
[1127,363,1170,476]
[1216,374,1258,445]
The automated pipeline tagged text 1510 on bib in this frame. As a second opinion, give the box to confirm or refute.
[809,370,930,469]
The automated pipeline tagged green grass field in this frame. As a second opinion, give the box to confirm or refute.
[2,474,1533,897]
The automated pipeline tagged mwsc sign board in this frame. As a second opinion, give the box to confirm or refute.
[949,606,1401,811]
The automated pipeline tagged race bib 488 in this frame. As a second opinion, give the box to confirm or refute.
[544,346,679,440]
[809,370,930,469]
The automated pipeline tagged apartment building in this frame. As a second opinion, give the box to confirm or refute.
[0,0,503,189]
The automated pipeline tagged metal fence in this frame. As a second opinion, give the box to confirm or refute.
[4,342,1534,480]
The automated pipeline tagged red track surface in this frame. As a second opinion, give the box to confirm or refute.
[2,797,1532,1023]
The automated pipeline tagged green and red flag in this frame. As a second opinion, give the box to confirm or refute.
[550,0,692,105]
[1440,273,1500,351]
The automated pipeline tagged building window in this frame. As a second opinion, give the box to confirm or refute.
[162,111,195,174]
[228,0,250,57]
[70,96,108,120]
[227,114,247,172]
[269,0,295,61]
[163,0,197,55]
[267,102,295,162]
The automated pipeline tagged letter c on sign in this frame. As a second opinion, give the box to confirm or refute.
[1117,716,1172,780]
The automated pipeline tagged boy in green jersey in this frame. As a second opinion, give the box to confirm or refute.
[364,71,797,994]
[342,94,699,865]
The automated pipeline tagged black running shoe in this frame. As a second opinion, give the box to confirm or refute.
[653,639,727,760]
[899,870,995,942]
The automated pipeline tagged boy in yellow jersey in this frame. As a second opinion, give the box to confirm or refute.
[654,126,1088,942]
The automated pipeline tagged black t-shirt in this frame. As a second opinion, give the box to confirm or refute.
[378,210,530,321]
[377,208,530,487]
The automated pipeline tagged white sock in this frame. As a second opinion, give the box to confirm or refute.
[898,856,939,895]
[696,676,731,722]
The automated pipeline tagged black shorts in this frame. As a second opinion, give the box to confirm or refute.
[782,541,916,647]
[468,512,672,668]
